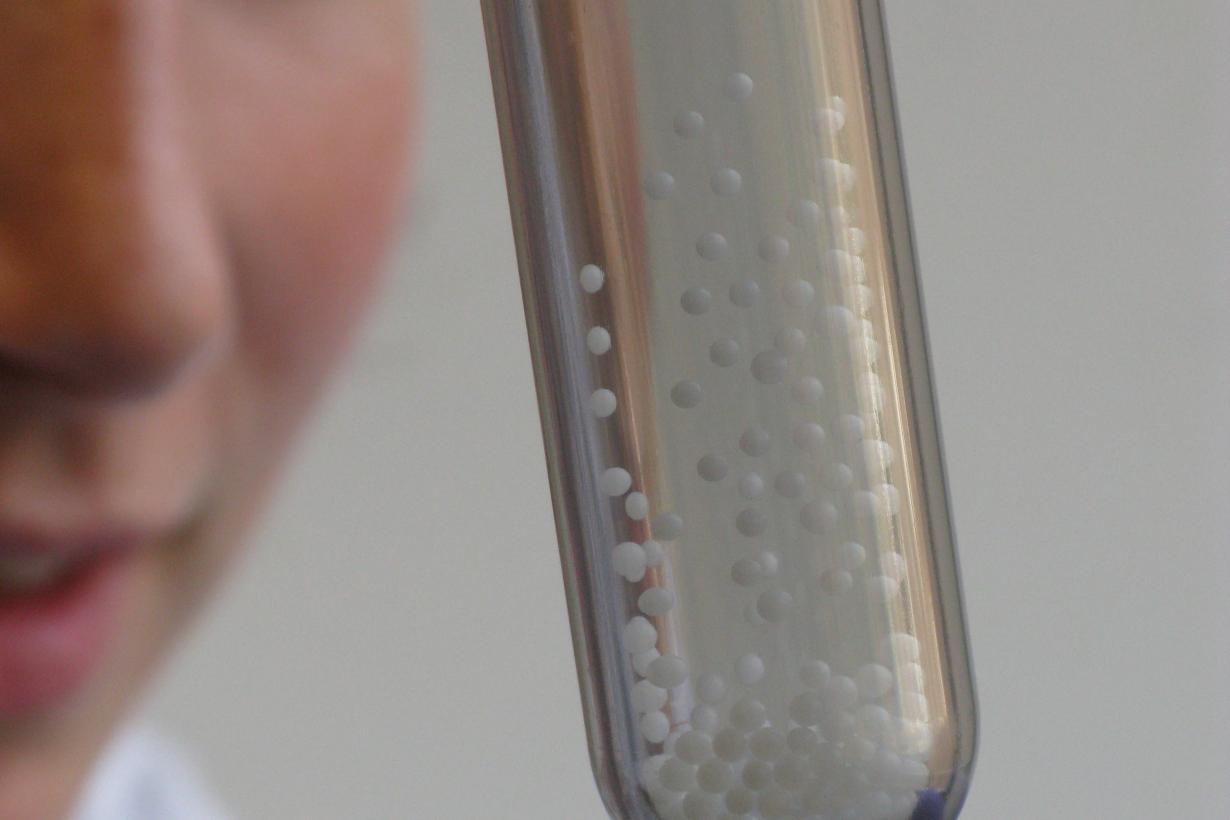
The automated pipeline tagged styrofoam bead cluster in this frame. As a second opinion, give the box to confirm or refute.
[618,65,937,819]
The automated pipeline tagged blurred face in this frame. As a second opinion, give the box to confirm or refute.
[0,2,417,816]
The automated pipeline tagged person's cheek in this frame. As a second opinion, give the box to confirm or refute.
[188,1,418,392]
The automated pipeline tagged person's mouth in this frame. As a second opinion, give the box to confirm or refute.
[0,524,147,717]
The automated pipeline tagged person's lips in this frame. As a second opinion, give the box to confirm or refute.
[0,524,147,717]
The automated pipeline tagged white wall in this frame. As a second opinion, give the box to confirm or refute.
[145,2,1230,818]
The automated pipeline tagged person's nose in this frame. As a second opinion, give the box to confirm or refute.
[0,3,229,402]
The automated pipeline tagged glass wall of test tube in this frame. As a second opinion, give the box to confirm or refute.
[483,2,978,818]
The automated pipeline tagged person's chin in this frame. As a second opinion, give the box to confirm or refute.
[0,527,159,720]
[0,538,172,819]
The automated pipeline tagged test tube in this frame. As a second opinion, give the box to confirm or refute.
[482,2,977,818]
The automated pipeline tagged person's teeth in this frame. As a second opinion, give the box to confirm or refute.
[0,554,73,593]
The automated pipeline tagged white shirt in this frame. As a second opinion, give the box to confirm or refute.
[72,726,228,820]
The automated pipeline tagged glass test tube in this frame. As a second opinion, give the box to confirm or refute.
[482,2,977,818]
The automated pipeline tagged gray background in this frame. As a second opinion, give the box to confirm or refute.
[144,1,1230,818]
